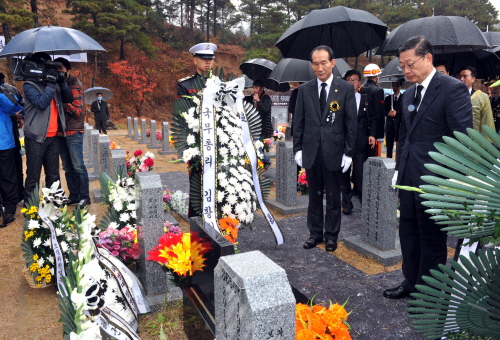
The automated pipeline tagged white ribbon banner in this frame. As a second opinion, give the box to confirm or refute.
[85,307,141,340]
[38,205,69,296]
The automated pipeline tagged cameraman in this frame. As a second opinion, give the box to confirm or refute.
[23,52,73,202]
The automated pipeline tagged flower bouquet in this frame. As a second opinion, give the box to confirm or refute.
[263,138,273,152]
[156,131,163,141]
[99,175,137,231]
[296,300,352,340]
[219,216,239,244]
[273,129,285,141]
[126,149,155,178]
[147,232,211,287]
[109,141,119,149]
[98,225,140,264]
[162,187,189,215]
[298,169,309,195]
[21,182,78,288]
[146,129,151,137]
[164,221,181,234]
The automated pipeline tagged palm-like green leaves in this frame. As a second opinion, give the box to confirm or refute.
[420,126,500,244]
[408,248,500,339]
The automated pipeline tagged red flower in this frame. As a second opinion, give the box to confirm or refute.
[144,158,154,167]
[134,150,143,157]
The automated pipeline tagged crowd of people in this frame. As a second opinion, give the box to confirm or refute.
[0,52,109,227]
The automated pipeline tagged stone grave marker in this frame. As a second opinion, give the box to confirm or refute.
[343,156,401,266]
[133,117,140,141]
[126,117,133,138]
[159,122,175,155]
[98,134,111,177]
[110,149,126,181]
[140,119,149,144]
[215,250,296,340]
[149,120,161,149]
[266,141,320,214]
[135,172,174,307]
[83,125,93,166]
[88,130,100,181]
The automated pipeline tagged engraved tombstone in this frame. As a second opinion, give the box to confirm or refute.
[135,172,169,298]
[88,130,100,181]
[127,117,133,138]
[159,122,175,155]
[98,134,111,177]
[133,117,140,141]
[149,120,161,149]
[140,119,149,144]
[110,149,127,181]
[275,141,297,206]
[215,251,295,340]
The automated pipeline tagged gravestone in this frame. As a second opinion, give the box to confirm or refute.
[83,125,93,166]
[149,120,161,149]
[272,116,278,131]
[140,119,149,144]
[266,141,319,214]
[159,122,176,155]
[214,250,295,340]
[133,117,140,141]
[135,172,174,308]
[88,130,100,181]
[127,117,133,138]
[110,149,126,181]
[343,156,401,266]
[98,134,111,177]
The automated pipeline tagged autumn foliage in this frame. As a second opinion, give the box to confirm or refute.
[108,58,158,117]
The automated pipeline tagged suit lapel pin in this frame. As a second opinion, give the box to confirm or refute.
[335,89,338,92]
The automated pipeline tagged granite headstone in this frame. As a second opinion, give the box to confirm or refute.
[215,250,295,340]
[110,149,127,181]
[88,130,100,181]
[159,122,175,155]
[133,117,140,141]
[140,119,149,144]
[98,134,111,177]
[149,120,161,149]
[127,117,133,138]
[275,141,297,207]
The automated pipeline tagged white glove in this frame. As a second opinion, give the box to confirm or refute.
[341,154,352,173]
[377,138,384,143]
[295,151,302,167]
[392,170,398,186]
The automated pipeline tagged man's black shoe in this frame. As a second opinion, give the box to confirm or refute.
[67,198,80,205]
[303,238,320,249]
[1,214,15,227]
[383,285,412,299]
[78,199,91,209]
[325,239,337,252]
[343,207,352,215]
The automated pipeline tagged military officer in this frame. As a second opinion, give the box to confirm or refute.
[177,42,217,98]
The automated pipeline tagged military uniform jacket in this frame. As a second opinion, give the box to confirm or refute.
[177,73,202,98]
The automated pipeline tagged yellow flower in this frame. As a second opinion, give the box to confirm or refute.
[45,274,51,283]
[35,276,42,282]
[20,208,27,213]
[33,254,39,261]
[29,263,39,272]
[36,284,42,287]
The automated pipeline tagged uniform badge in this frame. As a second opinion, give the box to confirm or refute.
[329,100,340,112]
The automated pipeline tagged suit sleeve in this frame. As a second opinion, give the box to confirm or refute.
[395,95,408,171]
[445,81,473,133]
[343,85,357,157]
[293,87,305,154]
[384,94,392,117]
[91,101,98,114]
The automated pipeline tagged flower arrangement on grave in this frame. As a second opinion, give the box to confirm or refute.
[296,300,352,340]
[218,216,239,244]
[156,131,163,141]
[169,134,175,147]
[57,209,141,340]
[21,182,78,288]
[146,129,151,137]
[99,174,137,231]
[263,138,273,152]
[147,232,212,287]
[273,128,285,141]
[98,225,140,264]
[298,169,309,195]
[171,71,272,226]
[162,187,189,215]
[126,149,155,178]
[164,221,181,234]
[109,141,119,149]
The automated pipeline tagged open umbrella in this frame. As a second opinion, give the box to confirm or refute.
[0,25,105,57]
[483,31,500,48]
[235,74,254,88]
[264,79,290,92]
[84,87,113,105]
[268,58,352,83]
[377,16,490,56]
[275,6,387,60]
[434,47,500,79]
[239,58,276,81]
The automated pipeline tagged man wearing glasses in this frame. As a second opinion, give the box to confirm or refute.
[383,37,472,300]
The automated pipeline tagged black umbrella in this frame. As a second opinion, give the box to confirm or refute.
[0,25,105,57]
[239,58,276,82]
[235,74,254,88]
[433,47,500,79]
[378,75,411,89]
[264,78,291,92]
[377,16,490,56]
[268,58,352,83]
[275,6,387,60]
[380,57,403,78]
[483,32,500,48]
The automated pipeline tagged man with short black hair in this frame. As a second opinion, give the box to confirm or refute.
[434,62,450,75]
[384,37,472,300]
[457,66,494,138]
[177,42,217,98]
[90,92,109,135]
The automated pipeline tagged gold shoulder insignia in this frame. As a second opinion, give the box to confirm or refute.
[178,74,195,82]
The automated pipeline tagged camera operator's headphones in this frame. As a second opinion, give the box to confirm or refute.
[28,52,52,63]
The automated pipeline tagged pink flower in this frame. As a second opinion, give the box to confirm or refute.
[111,250,119,256]
[139,162,149,172]
[134,150,143,157]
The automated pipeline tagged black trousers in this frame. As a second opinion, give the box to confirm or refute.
[95,120,107,134]
[306,146,341,241]
[385,118,397,159]
[0,147,19,214]
[399,173,448,292]
[24,136,60,202]
[341,148,368,209]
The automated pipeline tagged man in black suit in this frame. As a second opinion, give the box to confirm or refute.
[293,45,357,252]
[384,81,404,159]
[361,64,385,157]
[383,37,472,299]
[90,93,109,134]
[341,70,376,214]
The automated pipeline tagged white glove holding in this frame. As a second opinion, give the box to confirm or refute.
[392,170,398,186]
[294,151,302,168]
[341,154,352,173]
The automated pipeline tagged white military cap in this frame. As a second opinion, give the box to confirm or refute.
[189,42,217,59]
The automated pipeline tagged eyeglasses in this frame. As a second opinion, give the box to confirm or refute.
[397,55,425,71]
[346,78,360,83]
[457,74,472,79]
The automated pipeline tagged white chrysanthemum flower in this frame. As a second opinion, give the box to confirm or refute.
[235,203,245,215]
[186,134,196,145]
[218,172,227,180]
[60,241,69,252]
[228,141,236,150]
[127,203,136,211]
[238,190,246,199]
[43,238,51,247]
[37,257,45,267]
[113,201,123,211]
[226,185,236,194]
[238,211,247,222]
[188,106,196,115]
[229,177,238,185]
[219,133,230,145]
[28,219,40,229]
[242,182,252,192]
[227,194,238,205]
[50,267,54,275]
[219,177,228,187]
[221,204,232,216]
[252,202,257,211]
[108,221,119,229]
[238,147,246,156]
[246,191,252,201]
[56,227,64,236]
[47,255,54,264]
[145,151,155,159]
[234,183,243,193]
[239,158,246,165]
[33,238,42,247]
[120,213,130,222]
[130,210,137,219]
[220,118,228,126]
[217,191,225,203]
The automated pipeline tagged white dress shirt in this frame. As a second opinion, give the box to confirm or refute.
[317,74,334,97]
[415,67,436,110]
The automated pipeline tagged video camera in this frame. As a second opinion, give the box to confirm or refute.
[13,56,65,82]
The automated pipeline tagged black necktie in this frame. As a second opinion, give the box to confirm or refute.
[320,82,327,112]
[410,85,423,125]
